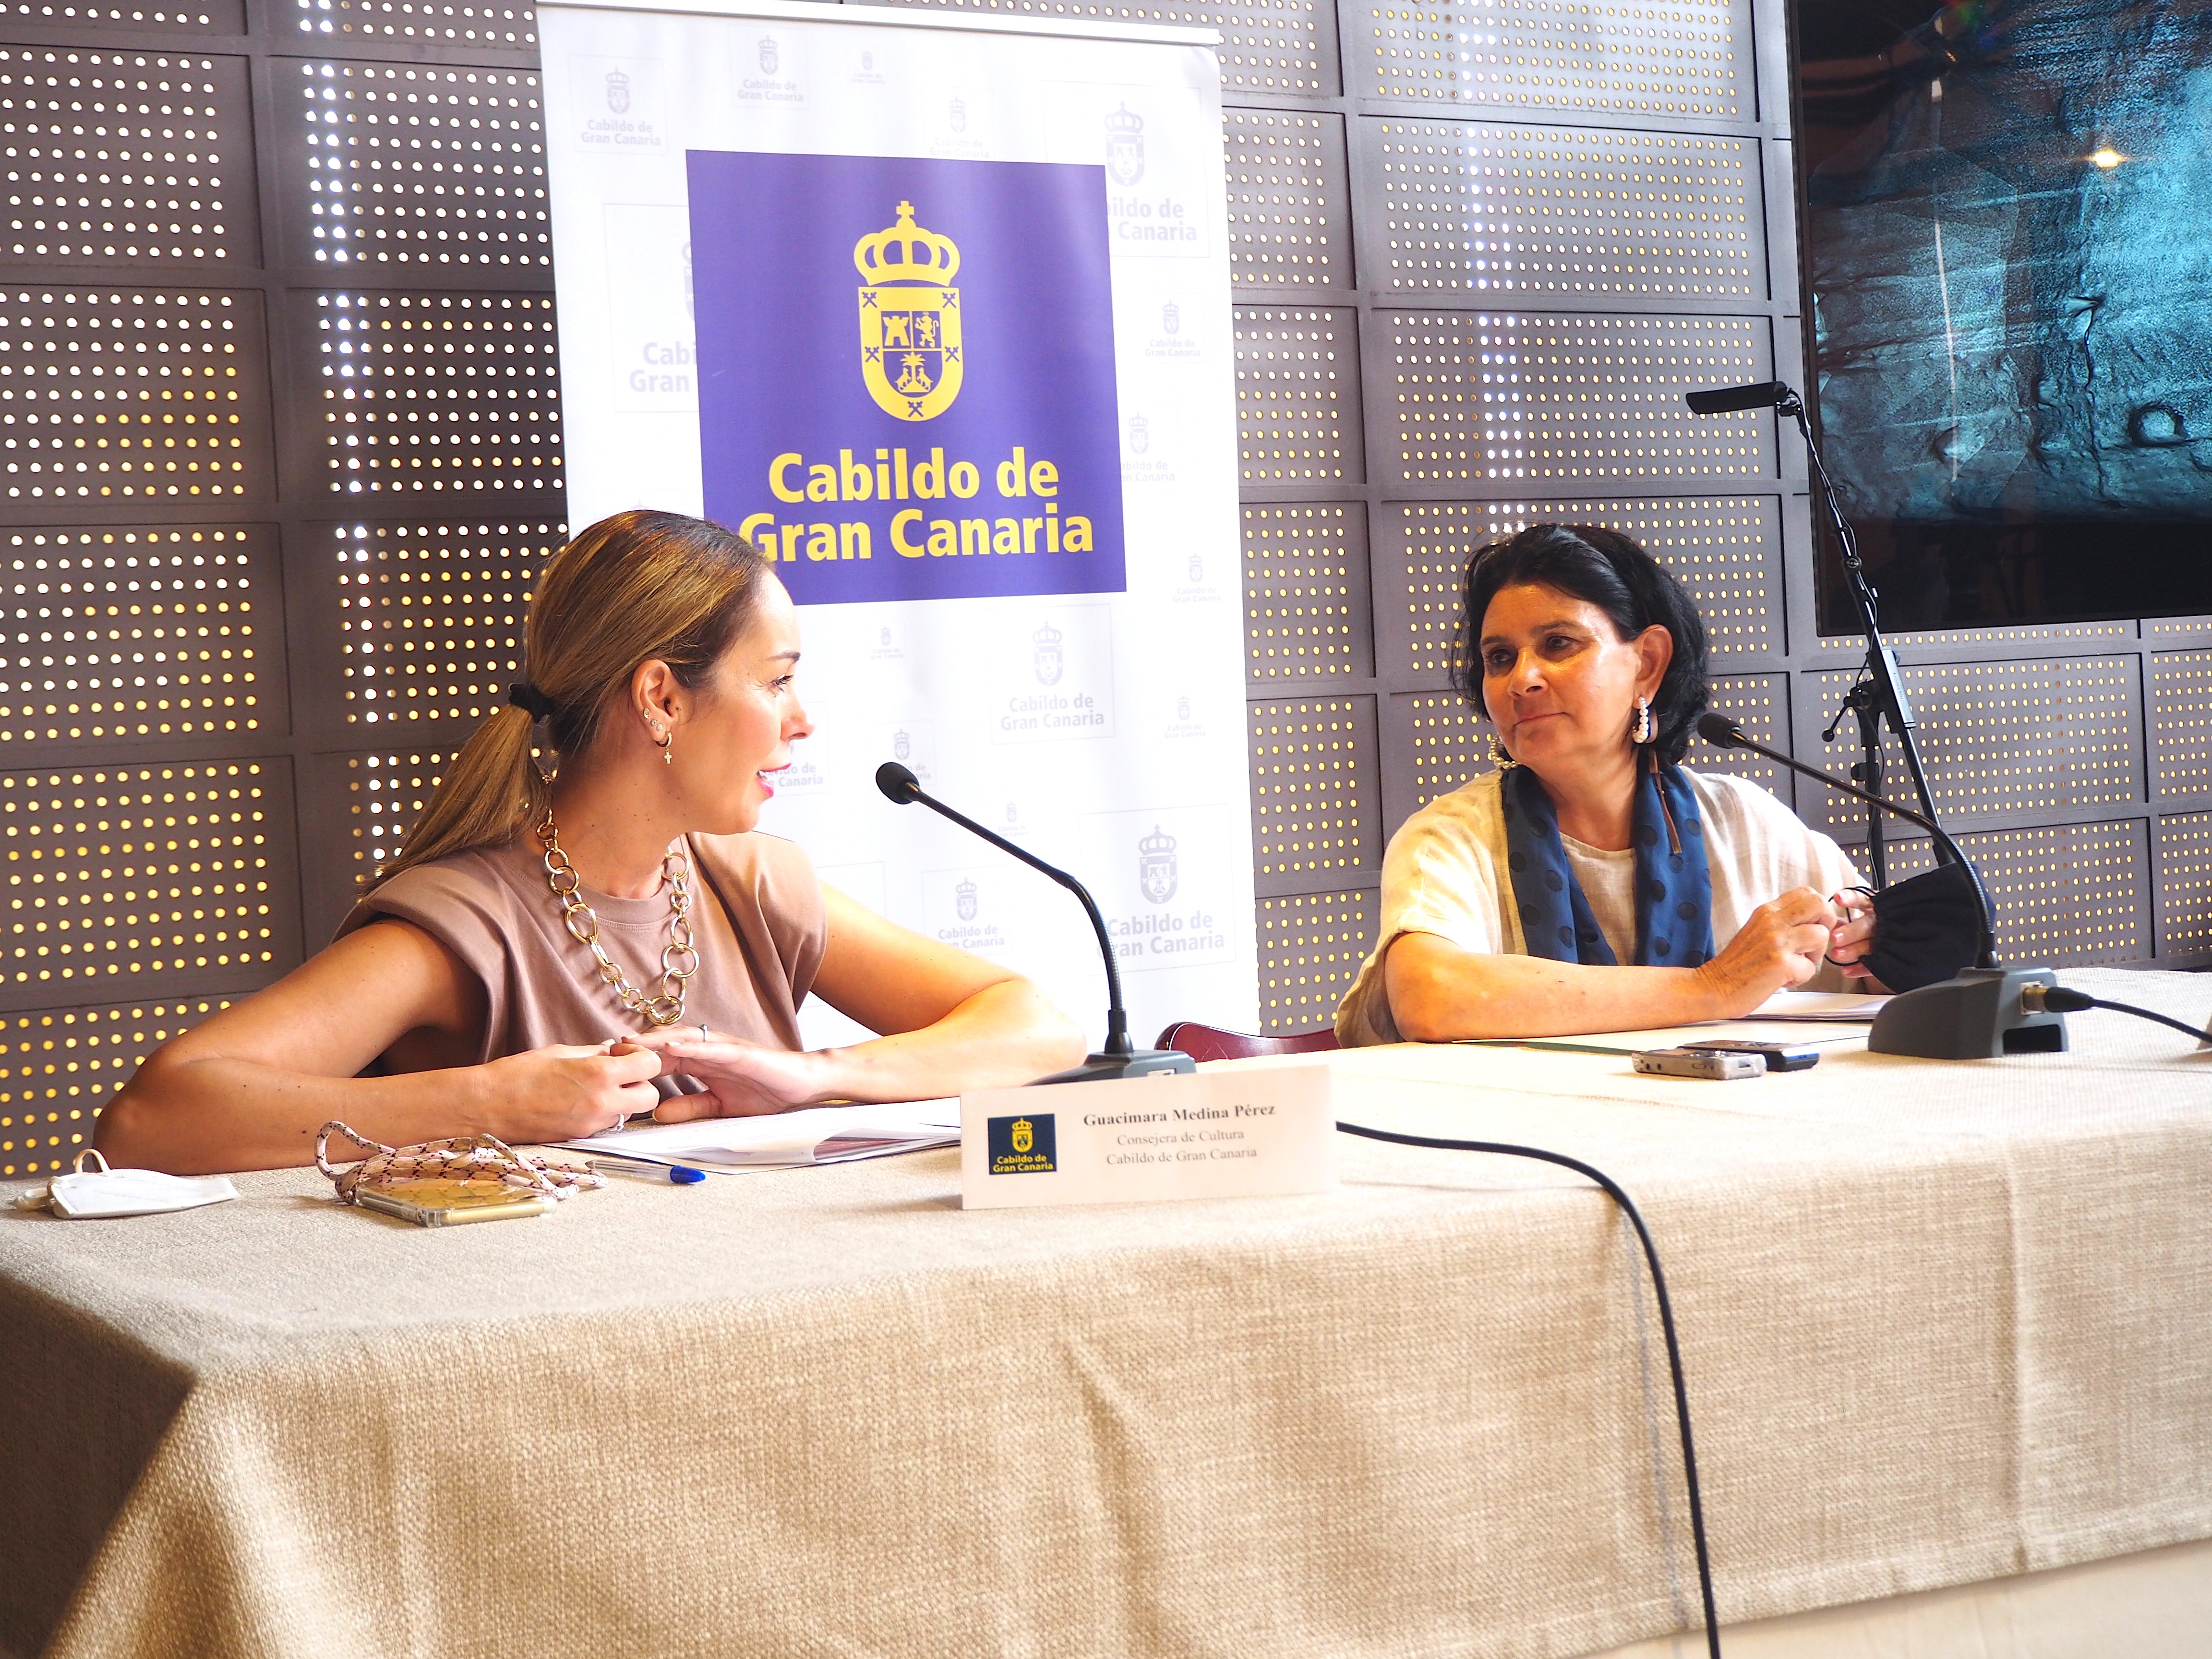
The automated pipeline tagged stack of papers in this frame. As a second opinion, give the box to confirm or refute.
[1749,990,1891,1022]
[1459,991,1890,1057]
[558,1099,961,1172]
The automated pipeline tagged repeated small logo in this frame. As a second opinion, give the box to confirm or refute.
[604,69,630,113]
[948,96,967,133]
[1006,801,1020,825]
[1138,824,1179,904]
[1127,414,1150,455]
[1187,553,1204,584]
[1032,621,1064,685]
[955,877,979,921]
[892,727,912,762]
[987,1113,1057,1175]
[861,49,875,72]
[879,625,894,647]
[1105,103,1145,186]
[1177,695,1191,721]
[1161,300,1179,336]
[758,36,780,74]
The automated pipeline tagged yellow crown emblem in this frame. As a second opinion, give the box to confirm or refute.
[855,200,964,421]
[853,201,961,287]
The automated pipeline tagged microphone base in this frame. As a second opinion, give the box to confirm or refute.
[1034,1048,1198,1085]
[1867,966,2068,1059]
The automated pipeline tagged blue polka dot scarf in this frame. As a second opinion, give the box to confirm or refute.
[1499,763,1715,967]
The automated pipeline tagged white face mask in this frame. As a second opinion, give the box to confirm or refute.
[16,1150,239,1219]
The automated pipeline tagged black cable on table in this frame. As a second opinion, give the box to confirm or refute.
[1336,1121,1722,1659]
[2036,987,2207,1045]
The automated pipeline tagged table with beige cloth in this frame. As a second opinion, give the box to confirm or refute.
[4,965,2211,1659]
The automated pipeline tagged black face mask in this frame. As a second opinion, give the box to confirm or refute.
[1862,861,1988,992]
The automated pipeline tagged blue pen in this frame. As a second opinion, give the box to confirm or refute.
[588,1156,707,1186]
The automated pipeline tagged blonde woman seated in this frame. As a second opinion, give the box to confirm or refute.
[99,511,1086,1174]
[1337,524,1883,1046]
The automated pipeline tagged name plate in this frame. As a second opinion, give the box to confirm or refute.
[959,1065,1334,1210]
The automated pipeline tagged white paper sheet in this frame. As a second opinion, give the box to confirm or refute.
[558,1099,962,1171]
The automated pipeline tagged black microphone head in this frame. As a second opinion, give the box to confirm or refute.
[875,761,922,804]
[1695,711,1745,748]
[1683,380,1788,416]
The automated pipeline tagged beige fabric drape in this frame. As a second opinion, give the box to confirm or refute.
[5,965,2208,1659]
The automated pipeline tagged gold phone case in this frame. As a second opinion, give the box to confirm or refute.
[355,1178,553,1227]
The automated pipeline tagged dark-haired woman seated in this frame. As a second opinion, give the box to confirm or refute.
[1337,524,1882,1046]
[98,511,1086,1173]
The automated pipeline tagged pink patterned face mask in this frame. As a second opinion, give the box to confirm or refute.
[315,1121,603,1205]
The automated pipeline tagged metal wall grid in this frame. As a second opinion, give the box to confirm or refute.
[3,0,2205,1175]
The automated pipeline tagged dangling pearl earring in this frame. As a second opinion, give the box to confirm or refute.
[1487,730,1518,770]
[1632,697,1655,745]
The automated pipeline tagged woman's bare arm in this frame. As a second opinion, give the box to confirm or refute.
[1384,887,1839,1041]
[95,920,663,1174]
[633,884,1087,1115]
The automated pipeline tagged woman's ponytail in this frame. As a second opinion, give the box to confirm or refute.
[357,510,768,898]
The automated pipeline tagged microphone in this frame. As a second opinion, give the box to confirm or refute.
[1682,381,1790,415]
[1692,713,2067,1058]
[874,762,1196,1084]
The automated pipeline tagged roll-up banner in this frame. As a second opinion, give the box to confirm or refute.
[539,0,1257,1045]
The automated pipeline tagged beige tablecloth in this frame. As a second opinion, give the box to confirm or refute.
[5,966,2210,1659]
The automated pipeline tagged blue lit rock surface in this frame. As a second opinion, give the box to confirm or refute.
[1808,0,2212,522]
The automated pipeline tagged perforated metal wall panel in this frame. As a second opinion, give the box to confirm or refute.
[0,286,268,504]
[294,0,539,50]
[0,1,240,31]
[1256,885,1377,1034]
[1869,820,2151,968]
[0,757,297,1009]
[1388,687,1486,807]
[298,743,453,939]
[868,0,1340,96]
[1687,672,1784,795]
[1361,0,1752,120]
[1236,306,1362,485]
[1802,657,2142,837]
[303,517,551,732]
[284,60,549,270]
[1383,495,1780,686]
[1241,502,1371,682]
[305,290,562,498]
[1226,109,1352,290]
[1,524,275,753]
[0,48,257,267]
[1248,693,1379,892]
[2154,813,2212,964]
[1366,121,1762,300]
[0,993,230,1177]
[2147,650,2212,801]
[1385,310,1773,486]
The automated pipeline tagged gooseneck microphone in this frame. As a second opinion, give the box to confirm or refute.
[1682,380,1790,415]
[1692,713,2071,1058]
[874,762,1195,1084]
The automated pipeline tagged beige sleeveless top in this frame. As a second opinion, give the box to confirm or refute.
[340,831,829,1083]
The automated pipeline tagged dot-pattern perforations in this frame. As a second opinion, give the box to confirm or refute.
[1872,820,2148,967]
[0,286,265,501]
[1803,657,2140,837]
[1389,495,1779,682]
[1370,121,1759,299]
[1226,109,1351,289]
[294,61,548,269]
[1243,503,1371,683]
[1386,310,1770,484]
[2147,650,2212,799]
[1236,307,1361,484]
[2,525,266,749]
[0,0,237,28]
[1869,619,2130,653]
[330,519,551,727]
[1393,688,1489,805]
[1249,695,1379,882]
[0,757,293,1005]
[0,49,254,267]
[313,290,561,497]
[0,994,229,1178]
[2154,813,2212,962]
[1688,673,1782,795]
[1366,0,1747,119]
[296,0,537,49]
[313,745,450,936]
[875,0,1338,96]
[1257,886,1378,1032]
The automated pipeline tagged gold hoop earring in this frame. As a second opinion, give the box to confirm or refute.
[1488,731,1518,770]
[1632,697,1655,745]
[658,732,673,767]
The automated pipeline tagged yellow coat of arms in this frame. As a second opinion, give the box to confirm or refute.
[855,200,963,422]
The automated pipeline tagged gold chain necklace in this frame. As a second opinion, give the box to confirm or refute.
[536,810,699,1026]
